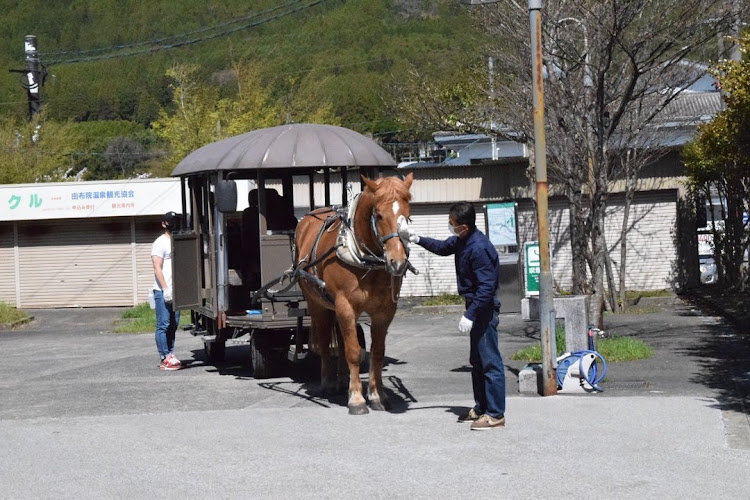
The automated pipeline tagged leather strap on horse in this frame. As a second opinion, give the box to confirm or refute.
[293,207,345,305]
[249,208,341,304]
[255,201,418,305]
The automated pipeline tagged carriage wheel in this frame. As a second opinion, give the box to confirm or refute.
[251,333,272,379]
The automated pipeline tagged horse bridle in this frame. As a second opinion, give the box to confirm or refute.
[369,207,403,251]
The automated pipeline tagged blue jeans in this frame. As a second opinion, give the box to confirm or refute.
[154,289,180,359]
[469,308,506,418]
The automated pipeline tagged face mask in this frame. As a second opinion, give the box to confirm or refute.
[449,224,458,236]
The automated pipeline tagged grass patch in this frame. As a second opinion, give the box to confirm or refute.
[607,305,662,315]
[0,302,28,325]
[115,303,190,333]
[624,289,672,299]
[511,324,566,361]
[422,293,463,306]
[511,325,652,363]
[597,336,653,362]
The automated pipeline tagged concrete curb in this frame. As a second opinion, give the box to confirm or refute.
[409,305,464,315]
[628,295,682,307]
[0,315,34,331]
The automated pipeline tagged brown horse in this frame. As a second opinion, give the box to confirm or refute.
[294,173,414,414]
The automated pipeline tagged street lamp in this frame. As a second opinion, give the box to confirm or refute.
[461,0,557,395]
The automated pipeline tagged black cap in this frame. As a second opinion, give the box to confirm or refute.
[162,211,180,229]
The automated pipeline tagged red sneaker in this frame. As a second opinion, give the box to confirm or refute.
[159,355,181,371]
[165,354,182,367]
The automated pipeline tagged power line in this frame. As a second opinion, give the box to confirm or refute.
[40,0,306,58]
[45,0,328,65]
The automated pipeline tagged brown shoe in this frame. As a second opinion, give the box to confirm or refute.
[470,414,505,430]
[457,408,482,423]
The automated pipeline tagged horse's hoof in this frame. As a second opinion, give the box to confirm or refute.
[370,399,389,412]
[348,404,369,415]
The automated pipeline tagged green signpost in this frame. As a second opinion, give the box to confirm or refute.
[524,241,540,296]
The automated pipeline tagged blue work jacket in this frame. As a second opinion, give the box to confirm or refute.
[417,229,500,322]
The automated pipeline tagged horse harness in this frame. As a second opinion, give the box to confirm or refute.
[262,195,418,305]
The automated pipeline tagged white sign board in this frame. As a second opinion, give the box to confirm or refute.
[0,178,183,221]
[486,202,517,246]
[697,232,714,256]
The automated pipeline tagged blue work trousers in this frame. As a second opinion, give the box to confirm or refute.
[154,289,180,359]
[468,308,506,418]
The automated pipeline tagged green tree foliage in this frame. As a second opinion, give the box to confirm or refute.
[152,62,338,166]
[0,1,481,182]
[0,113,165,183]
[59,120,163,180]
[0,0,477,137]
[684,33,750,288]
[0,111,77,183]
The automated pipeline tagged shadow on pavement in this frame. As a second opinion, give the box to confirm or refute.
[681,327,750,414]
[679,293,750,415]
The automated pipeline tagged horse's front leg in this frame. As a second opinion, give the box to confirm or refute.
[367,312,394,411]
[335,301,367,415]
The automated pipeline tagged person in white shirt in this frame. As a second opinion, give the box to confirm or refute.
[152,211,182,371]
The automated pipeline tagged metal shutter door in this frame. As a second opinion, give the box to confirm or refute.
[18,218,133,307]
[135,216,162,305]
[0,223,16,305]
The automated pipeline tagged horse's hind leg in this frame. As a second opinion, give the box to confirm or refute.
[310,304,337,396]
[367,313,393,411]
[335,300,367,415]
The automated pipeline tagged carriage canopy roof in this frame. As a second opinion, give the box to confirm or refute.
[171,123,396,177]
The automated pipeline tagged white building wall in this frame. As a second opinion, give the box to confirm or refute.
[514,191,678,294]
[604,191,678,290]
[0,175,681,308]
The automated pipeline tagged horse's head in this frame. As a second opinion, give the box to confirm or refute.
[360,172,414,276]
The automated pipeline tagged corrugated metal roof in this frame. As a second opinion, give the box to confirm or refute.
[657,92,722,123]
[171,123,396,176]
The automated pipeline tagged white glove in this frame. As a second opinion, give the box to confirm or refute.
[163,287,173,303]
[458,315,473,333]
[397,217,420,244]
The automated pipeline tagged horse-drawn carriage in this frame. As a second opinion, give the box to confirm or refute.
[170,124,415,411]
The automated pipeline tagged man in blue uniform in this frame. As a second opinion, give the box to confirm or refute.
[401,201,506,430]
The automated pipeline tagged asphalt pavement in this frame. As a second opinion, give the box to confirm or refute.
[0,299,748,499]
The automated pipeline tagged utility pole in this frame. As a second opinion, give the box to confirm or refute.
[461,0,557,395]
[10,35,44,121]
[24,35,43,119]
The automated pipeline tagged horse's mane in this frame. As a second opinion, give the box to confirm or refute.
[364,176,412,204]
